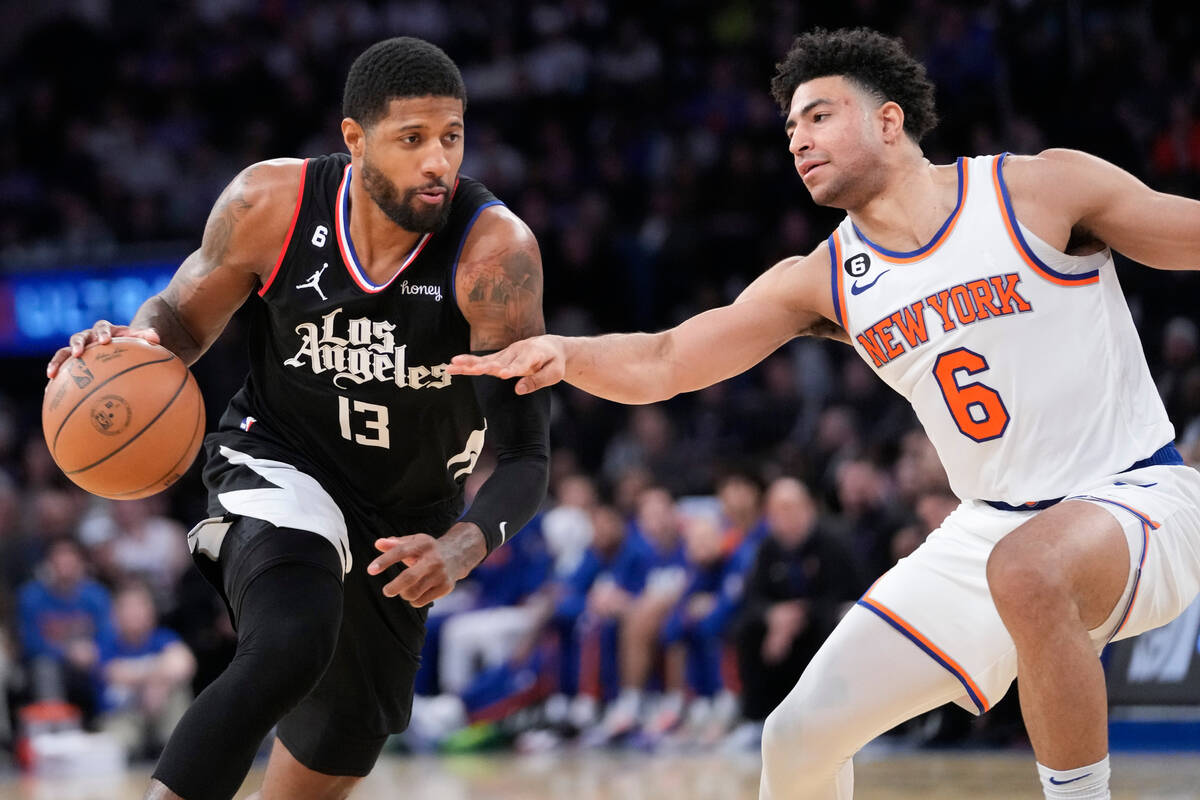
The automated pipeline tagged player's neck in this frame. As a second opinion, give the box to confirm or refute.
[346,183,427,284]
[847,157,958,252]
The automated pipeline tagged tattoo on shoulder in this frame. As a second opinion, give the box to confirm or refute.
[464,246,545,349]
[201,165,259,265]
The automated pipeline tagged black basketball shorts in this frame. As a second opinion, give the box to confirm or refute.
[189,431,462,775]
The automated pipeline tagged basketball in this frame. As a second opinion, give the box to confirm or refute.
[41,337,206,500]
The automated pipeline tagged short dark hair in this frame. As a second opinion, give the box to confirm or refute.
[770,27,938,143]
[342,37,467,128]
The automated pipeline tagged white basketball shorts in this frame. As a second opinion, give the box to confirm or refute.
[859,462,1200,713]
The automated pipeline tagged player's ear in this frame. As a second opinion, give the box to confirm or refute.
[342,118,366,158]
[879,101,905,145]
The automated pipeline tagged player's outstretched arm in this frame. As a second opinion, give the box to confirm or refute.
[450,248,837,404]
[46,159,303,378]
[1007,149,1200,270]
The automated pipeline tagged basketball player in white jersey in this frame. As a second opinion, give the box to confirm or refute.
[450,26,1200,800]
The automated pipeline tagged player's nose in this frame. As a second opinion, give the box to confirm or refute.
[422,143,451,176]
[788,130,811,157]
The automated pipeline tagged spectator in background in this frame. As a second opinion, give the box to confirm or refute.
[887,488,960,571]
[98,581,195,760]
[1157,316,1200,423]
[731,478,864,747]
[540,473,599,579]
[914,488,959,535]
[4,485,87,590]
[588,486,687,743]
[563,502,651,721]
[17,536,112,725]
[893,428,952,503]
[602,406,701,496]
[832,458,900,580]
[716,470,767,561]
[436,524,552,696]
[652,512,737,742]
[80,496,190,612]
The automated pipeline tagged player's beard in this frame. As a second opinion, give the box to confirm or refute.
[360,157,452,234]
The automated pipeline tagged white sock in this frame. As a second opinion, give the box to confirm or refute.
[1036,755,1111,799]
[614,688,642,713]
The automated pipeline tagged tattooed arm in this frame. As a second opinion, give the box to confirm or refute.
[424,206,550,565]
[455,206,546,350]
[47,159,303,376]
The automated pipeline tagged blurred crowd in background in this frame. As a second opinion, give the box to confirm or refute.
[2,0,1200,765]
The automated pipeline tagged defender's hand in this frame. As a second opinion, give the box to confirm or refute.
[448,335,565,395]
[368,524,486,607]
[46,321,161,379]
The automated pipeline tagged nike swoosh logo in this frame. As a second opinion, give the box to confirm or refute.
[850,269,890,295]
[499,521,508,542]
[1048,773,1091,785]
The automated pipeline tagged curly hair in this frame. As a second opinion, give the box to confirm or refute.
[343,37,467,128]
[770,28,938,143]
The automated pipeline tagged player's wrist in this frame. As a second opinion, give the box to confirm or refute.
[440,521,488,577]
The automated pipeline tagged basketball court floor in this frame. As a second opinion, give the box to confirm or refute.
[3,750,1200,799]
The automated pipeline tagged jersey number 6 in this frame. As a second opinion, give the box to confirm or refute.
[932,348,1010,442]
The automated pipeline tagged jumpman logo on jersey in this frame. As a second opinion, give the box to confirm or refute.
[296,264,329,301]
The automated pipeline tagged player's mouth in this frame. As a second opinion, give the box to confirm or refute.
[799,160,827,179]
[416,187,447,204]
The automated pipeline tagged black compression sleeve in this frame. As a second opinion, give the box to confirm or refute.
[460,369,550,553]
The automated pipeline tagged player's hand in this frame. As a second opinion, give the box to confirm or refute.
[448,335,565,395]
[368,523,486,607]
[46,320,161,379]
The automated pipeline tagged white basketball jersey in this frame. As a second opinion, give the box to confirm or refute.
[832,153,1174,504]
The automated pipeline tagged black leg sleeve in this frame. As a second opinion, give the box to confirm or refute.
[152,556,343,800]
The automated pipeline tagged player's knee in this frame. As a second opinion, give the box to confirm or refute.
[234,567,342,711]
[238,614,337,713]
[273,613,338,679]
[762,702,835,773]
[986,540,1068,623]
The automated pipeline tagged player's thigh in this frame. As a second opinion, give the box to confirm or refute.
[275,512,431,777]
[255,738,362,800]
[862,502,1028,712]
[986,499,1129,630]
[764,604,966,756]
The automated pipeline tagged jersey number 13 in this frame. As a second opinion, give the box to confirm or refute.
[338,396,390,449]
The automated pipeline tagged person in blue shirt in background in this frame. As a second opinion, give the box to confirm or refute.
[586,487,687,743]
[17,536,113,727]
[651,512,737,743]
[98,580,196,760]
[435,519,552,698]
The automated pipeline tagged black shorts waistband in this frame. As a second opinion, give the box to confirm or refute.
[982,442,1183,512]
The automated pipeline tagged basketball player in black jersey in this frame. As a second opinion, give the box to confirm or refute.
[46,37,550,800]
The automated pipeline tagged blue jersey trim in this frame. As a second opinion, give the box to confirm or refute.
[828,234,843,327]
[857,599,987,713]
[851,158,965,259]
[994,152,1100,283]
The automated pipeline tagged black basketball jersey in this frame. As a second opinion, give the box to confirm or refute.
[217,153,501,512]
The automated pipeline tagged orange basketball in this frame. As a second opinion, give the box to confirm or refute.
[42,337,206,500]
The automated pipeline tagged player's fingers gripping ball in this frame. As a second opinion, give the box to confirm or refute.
[42,338,205,500]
